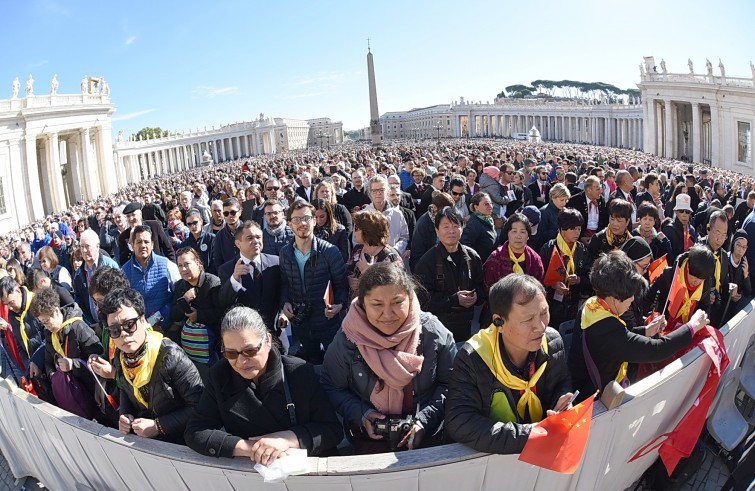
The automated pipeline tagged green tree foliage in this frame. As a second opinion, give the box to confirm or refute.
[133,127,169,141]
[498,80,640,102]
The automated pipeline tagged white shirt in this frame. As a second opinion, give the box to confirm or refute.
[586,195,599,231]
[229,253,279,293]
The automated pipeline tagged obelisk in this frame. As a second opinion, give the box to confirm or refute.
[367,41,382,146]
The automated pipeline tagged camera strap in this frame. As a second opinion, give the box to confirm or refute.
[281,364,297,426]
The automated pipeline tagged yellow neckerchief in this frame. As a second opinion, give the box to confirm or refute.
[51,316,84,358]
[581,296,628,384]
[555,233,576,277]
[605,227,632,248]
[508,245,525,274]
[711,248,721,292]
[468,324,548,422]
[16,288,34,357]
[119,330,163,408]
[673,259,705,323]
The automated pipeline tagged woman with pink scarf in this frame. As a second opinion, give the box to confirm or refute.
[321,263,457,454]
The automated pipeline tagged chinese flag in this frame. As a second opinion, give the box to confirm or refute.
[647,254,667,285]
[665,266,685,321]
[543,247,564,288]
[518,395,595,474]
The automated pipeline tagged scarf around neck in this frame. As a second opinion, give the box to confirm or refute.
[508,245,525,274]
[474,211,494,227]
[555,233,576,277]
[581,297,628,384]
[51,316,83,358]
[120,330,163,408]
[341,295,424,415]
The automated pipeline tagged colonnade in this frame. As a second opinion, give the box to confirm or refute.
[643,98,716,164]
[455,113,644,149]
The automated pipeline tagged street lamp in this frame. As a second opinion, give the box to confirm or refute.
[434,120,443,143]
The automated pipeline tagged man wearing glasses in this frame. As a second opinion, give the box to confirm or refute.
[365,175,410,256]
[251,178,283,226]
[260,200,294,257]
[212,198,242,271]
[279,200,347,364]
[99,287,202,443]
[449,177,470,221]
[0,275,46,387]
[662,194,698,263]
[528,166,552,206]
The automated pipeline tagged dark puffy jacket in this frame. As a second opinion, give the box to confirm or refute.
[321,312,457,436]
[185,347,342,458]
[415,244,484,342]
[445,328,570,454]
[179,231,216,275]
[115,338,204,444]
[410,213,437,271]
[662,217,698,263]
[279,237,348,334]
[460,212,498,264]
[211,225,239,270]
[72,254,120,325]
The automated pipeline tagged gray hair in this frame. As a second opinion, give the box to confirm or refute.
[221,306,268,339]
[369,174,389,191]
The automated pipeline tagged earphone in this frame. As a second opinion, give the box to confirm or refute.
[493,317,503,327]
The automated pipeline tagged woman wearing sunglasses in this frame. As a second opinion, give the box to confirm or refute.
[185,306,342,465]
[99,288,203,444]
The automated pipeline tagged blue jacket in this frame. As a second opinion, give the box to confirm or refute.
[398,169,414,191]
[122,254,175,326]
[262,224,294,257]
[73,254,120,325]
[279,237,347,334]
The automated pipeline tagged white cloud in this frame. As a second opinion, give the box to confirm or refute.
[112,109,154,121]
[191,86,240,99]
[125,35,137,46]
[282,92,323,100]
[287,72,347,87]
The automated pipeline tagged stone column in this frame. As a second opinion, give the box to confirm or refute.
[79,129,98,200]
[691,103,701,163]
[469,114,476,137]
[710,104,720,165]
[66,139,83,203]
[45,133,66,212]
[664,100,674,158]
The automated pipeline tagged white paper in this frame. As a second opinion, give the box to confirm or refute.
[253,448,309,482]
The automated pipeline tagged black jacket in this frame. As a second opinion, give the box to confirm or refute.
[662,217,698,263]
[415,244,484,342]
[118,220,176,266]
[185,348,342,458]
[179,231,216,275]
[3,287,46,375]
[217,253,282,328]
[445,328,570,454]
[566,192,608,237]
[342,187,371,213]
[315,225,351,263]
[321,312,456,436]
[211,225,239,271]
[410,213,436,271]
[568,304,693,400]
[170,272,224,347]
[115,338,204,444]
[460,212,498,264]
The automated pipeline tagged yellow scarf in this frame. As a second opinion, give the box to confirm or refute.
[16,288,33,357]
[581,297,628,384]
[119,330,163,408]
[508,246,525,274]
[712,251,721,292]
[51,317,83,358]
[555,233,576,277]
[674,259,705,323]
[468,324,548,422]
[605,227,632,248]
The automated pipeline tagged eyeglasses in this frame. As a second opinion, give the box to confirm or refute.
[222,338,266,360]
[290,215,313,224]
[451,191,464,197]
[636,260,651,272]
[504,171,514,175]
[676,209,691,215]
[265,186,280,191]
[223,210,239,217]
[106,317,140,339]
[186,221,200,227]
[371,188,386,194]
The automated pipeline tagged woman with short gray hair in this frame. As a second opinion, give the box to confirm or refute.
[185,306,342,465]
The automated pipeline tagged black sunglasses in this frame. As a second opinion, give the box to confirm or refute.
[106,317,140,339]
[186,221,200,226]
[451,191,464,197]
[221,338,265,360]
[676,209,691,214]
[223,210,239,217]
[265,186,280,191]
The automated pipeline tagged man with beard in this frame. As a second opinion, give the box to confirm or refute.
[251,178,283,226]
[212,198,242,270]
[117,202,176,266]
[342,169,371,213]
[260,200,294,256]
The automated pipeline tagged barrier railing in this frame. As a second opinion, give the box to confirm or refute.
[0,302,752,490]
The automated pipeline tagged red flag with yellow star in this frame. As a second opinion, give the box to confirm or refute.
[518,394,595,474]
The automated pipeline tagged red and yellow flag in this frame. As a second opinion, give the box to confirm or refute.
[666,259,703,325]
[543,247,565,288]
[518,394,595,474]
[648,254,667,285]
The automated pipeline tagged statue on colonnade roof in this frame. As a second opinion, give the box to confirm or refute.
[25,74,34,96]
[11,77,19,98]
[50,74,59,95]
[688,58,694,74]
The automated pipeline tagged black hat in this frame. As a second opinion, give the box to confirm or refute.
[621,236,652,262]
[732,229,748,246]
[123,202,142,215]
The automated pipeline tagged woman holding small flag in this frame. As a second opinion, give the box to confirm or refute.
[539,208,590,330]
[569,250,709,403]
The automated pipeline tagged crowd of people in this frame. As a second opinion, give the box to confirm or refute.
[0,138,753,463]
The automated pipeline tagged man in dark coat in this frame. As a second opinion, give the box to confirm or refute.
[118,202,176,265]
[566,176,608,242]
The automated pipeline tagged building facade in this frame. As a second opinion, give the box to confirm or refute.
[379,97,644,149]
[0,76,117,233]
[306,118,344,148]
[638,56,755,172]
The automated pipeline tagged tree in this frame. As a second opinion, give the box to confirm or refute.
[133,127,169,141]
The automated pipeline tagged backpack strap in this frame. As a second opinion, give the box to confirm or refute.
[434,246,446,292]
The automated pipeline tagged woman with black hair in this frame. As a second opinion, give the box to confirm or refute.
[313,199,351,263]
[568,250,709,402]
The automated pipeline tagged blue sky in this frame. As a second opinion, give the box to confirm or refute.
[2,0,753,137]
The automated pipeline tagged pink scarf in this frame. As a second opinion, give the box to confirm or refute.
[342,295,424,414]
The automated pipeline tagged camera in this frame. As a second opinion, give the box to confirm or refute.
[373,416,414,451]
[291,303,312,325]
